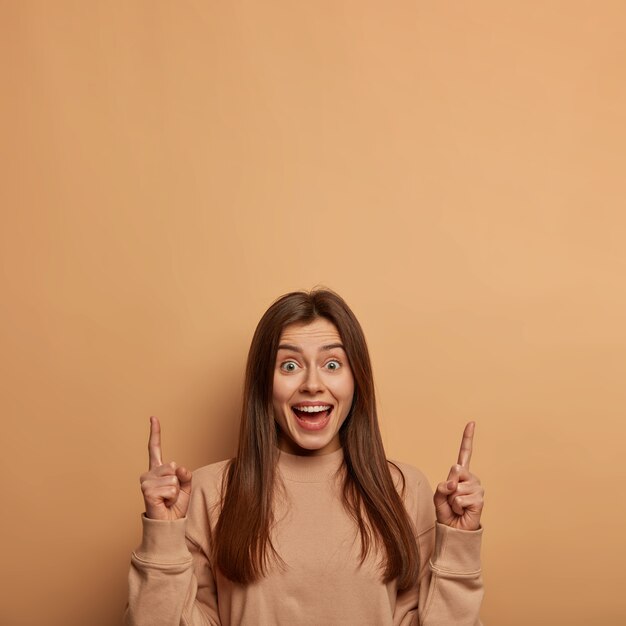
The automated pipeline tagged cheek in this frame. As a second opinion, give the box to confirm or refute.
[340,373,355,399]
[272,373,294,405]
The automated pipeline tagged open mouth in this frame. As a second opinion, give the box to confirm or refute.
[291,404,334,431]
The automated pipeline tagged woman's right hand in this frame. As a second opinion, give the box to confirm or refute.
[139,416,192,520]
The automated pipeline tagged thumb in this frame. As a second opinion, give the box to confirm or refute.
[176,466,193,490]
[433,479,457,508]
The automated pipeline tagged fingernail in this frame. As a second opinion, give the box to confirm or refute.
[447,480,456,490]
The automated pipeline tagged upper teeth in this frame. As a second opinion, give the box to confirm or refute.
[294,405,331,413]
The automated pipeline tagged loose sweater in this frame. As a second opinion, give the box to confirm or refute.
[124,447,484,625]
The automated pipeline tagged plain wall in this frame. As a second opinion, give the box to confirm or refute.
[1,2,625,624]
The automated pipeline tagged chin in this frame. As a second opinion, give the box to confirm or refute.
[284,430,340,455]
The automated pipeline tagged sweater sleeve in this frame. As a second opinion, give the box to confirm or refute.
[123,515,221,626]
[392,464,484,626]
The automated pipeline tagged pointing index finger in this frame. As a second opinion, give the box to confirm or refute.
[457,421,475,469]
[148,416,163,470]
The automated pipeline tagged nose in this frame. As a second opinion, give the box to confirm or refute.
[300,366,325,394]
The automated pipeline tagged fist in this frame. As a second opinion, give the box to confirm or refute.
[139,416,192,521]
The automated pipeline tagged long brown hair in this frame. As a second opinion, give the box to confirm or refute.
[213,287,419,589]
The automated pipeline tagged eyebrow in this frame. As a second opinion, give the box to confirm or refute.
[277,343,345,353]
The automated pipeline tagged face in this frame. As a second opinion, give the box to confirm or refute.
[272,317,355,455]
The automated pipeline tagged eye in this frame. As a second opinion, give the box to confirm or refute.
[325,359,341,371]
[280,360,299,373]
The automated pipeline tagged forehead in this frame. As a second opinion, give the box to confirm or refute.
[278,317,342,345]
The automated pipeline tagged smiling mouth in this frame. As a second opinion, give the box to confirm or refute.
[291,405,334,430]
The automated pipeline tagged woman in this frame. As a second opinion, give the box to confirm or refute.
[125,288,484,625]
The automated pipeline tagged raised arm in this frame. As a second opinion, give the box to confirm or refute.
[124,417,222,626]
[394,422,485,626]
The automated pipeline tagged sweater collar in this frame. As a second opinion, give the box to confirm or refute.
[277,446,345,483]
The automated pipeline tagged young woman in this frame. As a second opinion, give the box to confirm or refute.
[125,288,485,625]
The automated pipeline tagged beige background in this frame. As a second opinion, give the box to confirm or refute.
[1,2,625,624]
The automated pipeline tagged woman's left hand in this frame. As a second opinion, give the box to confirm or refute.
[433,421,484,531]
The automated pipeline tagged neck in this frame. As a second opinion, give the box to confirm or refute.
[277,446,345,483]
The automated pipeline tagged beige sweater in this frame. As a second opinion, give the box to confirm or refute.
[125,447,483,625]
